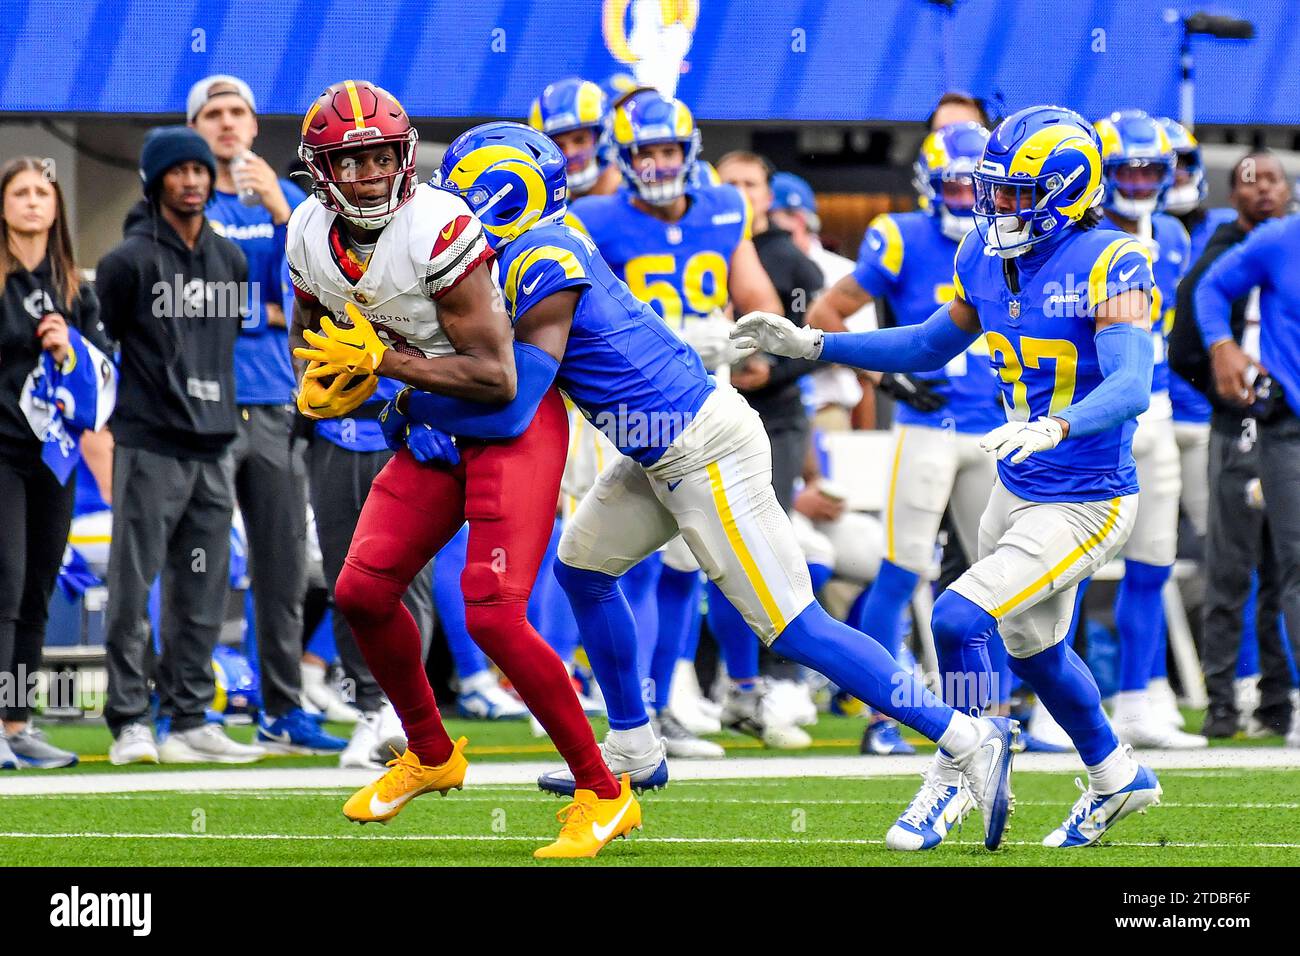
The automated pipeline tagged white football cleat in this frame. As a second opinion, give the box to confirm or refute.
[951,716,1019,850]
[1042,764,1162,848]
[158,724,265,764]
[886,758,975,851]
[537,729,669,797]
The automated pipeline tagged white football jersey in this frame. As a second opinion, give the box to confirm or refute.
[286,183,491,358]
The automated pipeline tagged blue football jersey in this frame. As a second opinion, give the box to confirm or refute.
[567,184,750,331]
[954,226,1154,503]
[853,212,1002,433]
[1148,212,1192,398]
[496,221,714,466]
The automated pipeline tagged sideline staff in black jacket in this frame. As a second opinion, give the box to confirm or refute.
[1168,148,1295,738]
[96,126,265,766]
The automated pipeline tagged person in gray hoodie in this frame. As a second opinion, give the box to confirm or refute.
[96,126,265,766]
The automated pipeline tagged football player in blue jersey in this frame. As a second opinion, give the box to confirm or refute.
[806,121,1004,756]
[396,121,1019,850]
[1094,111,1207,748]
[735,105,1166,849]
[528,77,622,199]
[1157,118,1238,263]
[568,92,814,756]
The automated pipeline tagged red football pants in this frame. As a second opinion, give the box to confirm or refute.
[332,388,617,798]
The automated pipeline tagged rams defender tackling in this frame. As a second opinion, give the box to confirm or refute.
[734,106,1166,848]
[370,121,1021,851]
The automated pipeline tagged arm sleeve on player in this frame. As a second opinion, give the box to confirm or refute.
[405,341,559,440]
[1055,322,1153,437]
[1194,228,1275,348]
[816,302,977,372]
[850,215,903,298]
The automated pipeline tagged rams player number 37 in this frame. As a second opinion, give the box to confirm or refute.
[733,105,1167,850]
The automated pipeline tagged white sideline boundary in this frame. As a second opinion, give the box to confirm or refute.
[0,748,1296,797]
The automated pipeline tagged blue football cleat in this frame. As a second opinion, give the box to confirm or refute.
[886,764,975,850]
[257,707,347,755]
[538,732,668,797]
[862,719,917,755]
[956,716,1019,850]
[1042,764,1162,848]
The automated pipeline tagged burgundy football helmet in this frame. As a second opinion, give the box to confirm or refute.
[298,80,419,229]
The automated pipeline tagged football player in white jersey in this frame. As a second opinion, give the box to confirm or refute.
[286,80,638,858]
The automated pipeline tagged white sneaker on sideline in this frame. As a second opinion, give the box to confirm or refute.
[301,661,361,724]
[654,709,725,758]
[456,670,527,720]
[158,724,265,764]
[109,723,159,766]
[340,711,383,769]
[764,678,819,728]
[721,685,812,750]
[372,701,407,764]
[1147,678,1184,729]
[668,659,722,735]
[1029,698,1075,751]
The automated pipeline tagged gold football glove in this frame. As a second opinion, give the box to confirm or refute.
[296,362,378,419]
[293,303,390,373]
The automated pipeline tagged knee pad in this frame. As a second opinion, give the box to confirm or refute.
[553,560,620,601]
[334,561,404,631]
[931,589,996,659]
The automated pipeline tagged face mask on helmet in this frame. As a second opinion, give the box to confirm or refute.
[1163,153,1204,215]
[622,139,697,206]
[937,173,977,241]
[302,133,418,230]
[974,168,1099,259]
[1105,159,1169,220]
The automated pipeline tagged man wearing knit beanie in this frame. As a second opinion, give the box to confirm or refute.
[95,125,266,767]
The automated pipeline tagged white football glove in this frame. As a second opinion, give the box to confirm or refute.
[679,311,736,369]
[730,311,824,360]
[980,417,1065,464]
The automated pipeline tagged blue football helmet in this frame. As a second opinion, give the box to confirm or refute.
[528,77,611,194]
[1095,110,1175,220]
[972,105,1105,259]
[610,91,702,206]
[1156,117,1207,216]
[431,122,567,250]
[913,121,990,241]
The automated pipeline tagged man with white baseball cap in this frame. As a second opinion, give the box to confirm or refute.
[185,75,343,756]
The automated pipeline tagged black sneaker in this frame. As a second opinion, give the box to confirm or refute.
[1200,711,1239,739]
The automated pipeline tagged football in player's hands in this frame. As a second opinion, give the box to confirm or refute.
[980,417,1065,464]
[729,311,824,360]
[297,361,377,419]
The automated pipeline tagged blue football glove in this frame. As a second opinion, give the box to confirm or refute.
[377,392,409,453]
[406,422,460,467]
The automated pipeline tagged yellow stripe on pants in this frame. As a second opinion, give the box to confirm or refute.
[989,497,1123,619]
[706,460,786,635]
[885,427,906,563]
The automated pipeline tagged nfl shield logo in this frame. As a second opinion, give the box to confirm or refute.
[1009,299,1021,319]
[354,291,368,305]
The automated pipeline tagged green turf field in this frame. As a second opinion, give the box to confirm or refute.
[2,769,1297,867]
[1,715,1297,867]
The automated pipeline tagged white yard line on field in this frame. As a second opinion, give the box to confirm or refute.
[0,748,1296,797]
[0,831,1296,851]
